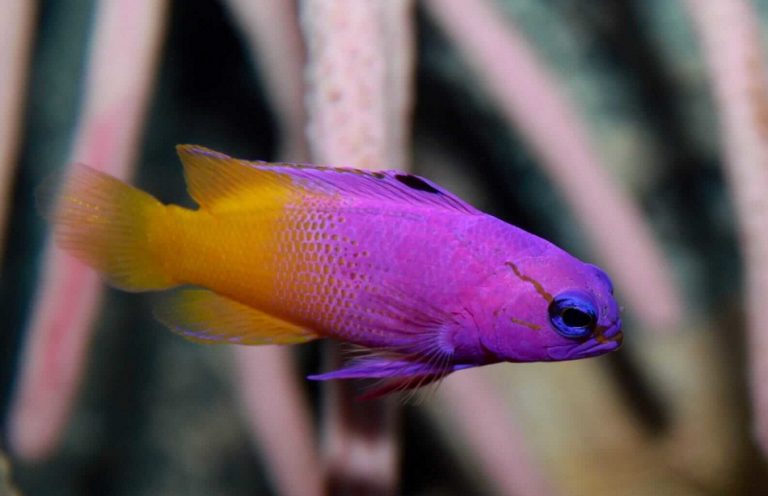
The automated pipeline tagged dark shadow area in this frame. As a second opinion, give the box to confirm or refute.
[401,406,479,496]
[605,350,669,434]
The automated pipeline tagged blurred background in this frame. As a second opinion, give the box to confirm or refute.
[1,0,767,494]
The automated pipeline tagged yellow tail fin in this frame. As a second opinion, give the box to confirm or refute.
[53,164,176,292]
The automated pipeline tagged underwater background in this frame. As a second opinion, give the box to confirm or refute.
[1,0,767,494]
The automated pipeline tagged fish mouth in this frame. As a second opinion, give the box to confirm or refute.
[546,320,623,361]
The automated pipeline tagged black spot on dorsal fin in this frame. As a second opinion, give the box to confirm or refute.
[394,174,441,194]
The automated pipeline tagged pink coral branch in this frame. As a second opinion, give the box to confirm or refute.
[6,0,168,460]
[683,0,768,456]
[300,1,414,491]
[301,0,413,171]
[222,1,322,494]
[425,0,682,333]
[438,370,555,496]
[0,0,36,261]
[233,347,321,496]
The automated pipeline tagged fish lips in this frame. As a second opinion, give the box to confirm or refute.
[545,322,623,361]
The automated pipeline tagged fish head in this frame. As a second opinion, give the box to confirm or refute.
[475,252,622,363]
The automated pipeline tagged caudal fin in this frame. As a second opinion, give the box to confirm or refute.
[52,164,176,292]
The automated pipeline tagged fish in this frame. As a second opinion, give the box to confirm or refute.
[51,145,623,398]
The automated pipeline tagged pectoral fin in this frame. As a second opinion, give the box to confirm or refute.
[154,289,318,345]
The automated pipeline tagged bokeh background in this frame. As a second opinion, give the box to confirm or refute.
[2,0,768,494]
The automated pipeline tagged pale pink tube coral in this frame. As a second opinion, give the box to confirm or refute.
[301,0,413,171]
[232,347,321,496]
[0,0,35,261]
[300,1,414,491]
[439,370,555,496]
[223,1,322,494]
[426,0,682,332]
[683,0,768,456]
[7,0,168,460]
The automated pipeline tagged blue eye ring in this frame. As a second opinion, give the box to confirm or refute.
[548,291,597,339]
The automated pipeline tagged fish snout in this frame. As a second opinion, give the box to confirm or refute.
[545,318,623,361]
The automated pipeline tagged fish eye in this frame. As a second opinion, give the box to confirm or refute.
[548,291,597,339]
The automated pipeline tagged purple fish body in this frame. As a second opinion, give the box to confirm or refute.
[235,151,623,388]
[301,189,622,386]
[53,145,623,397]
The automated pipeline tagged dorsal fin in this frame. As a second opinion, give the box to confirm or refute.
[176,145,480,214]
[176,145,294,211]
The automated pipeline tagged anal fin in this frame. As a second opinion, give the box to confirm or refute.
[307,355,455,400]
[154,289,318,345]
[307,357,438,380]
